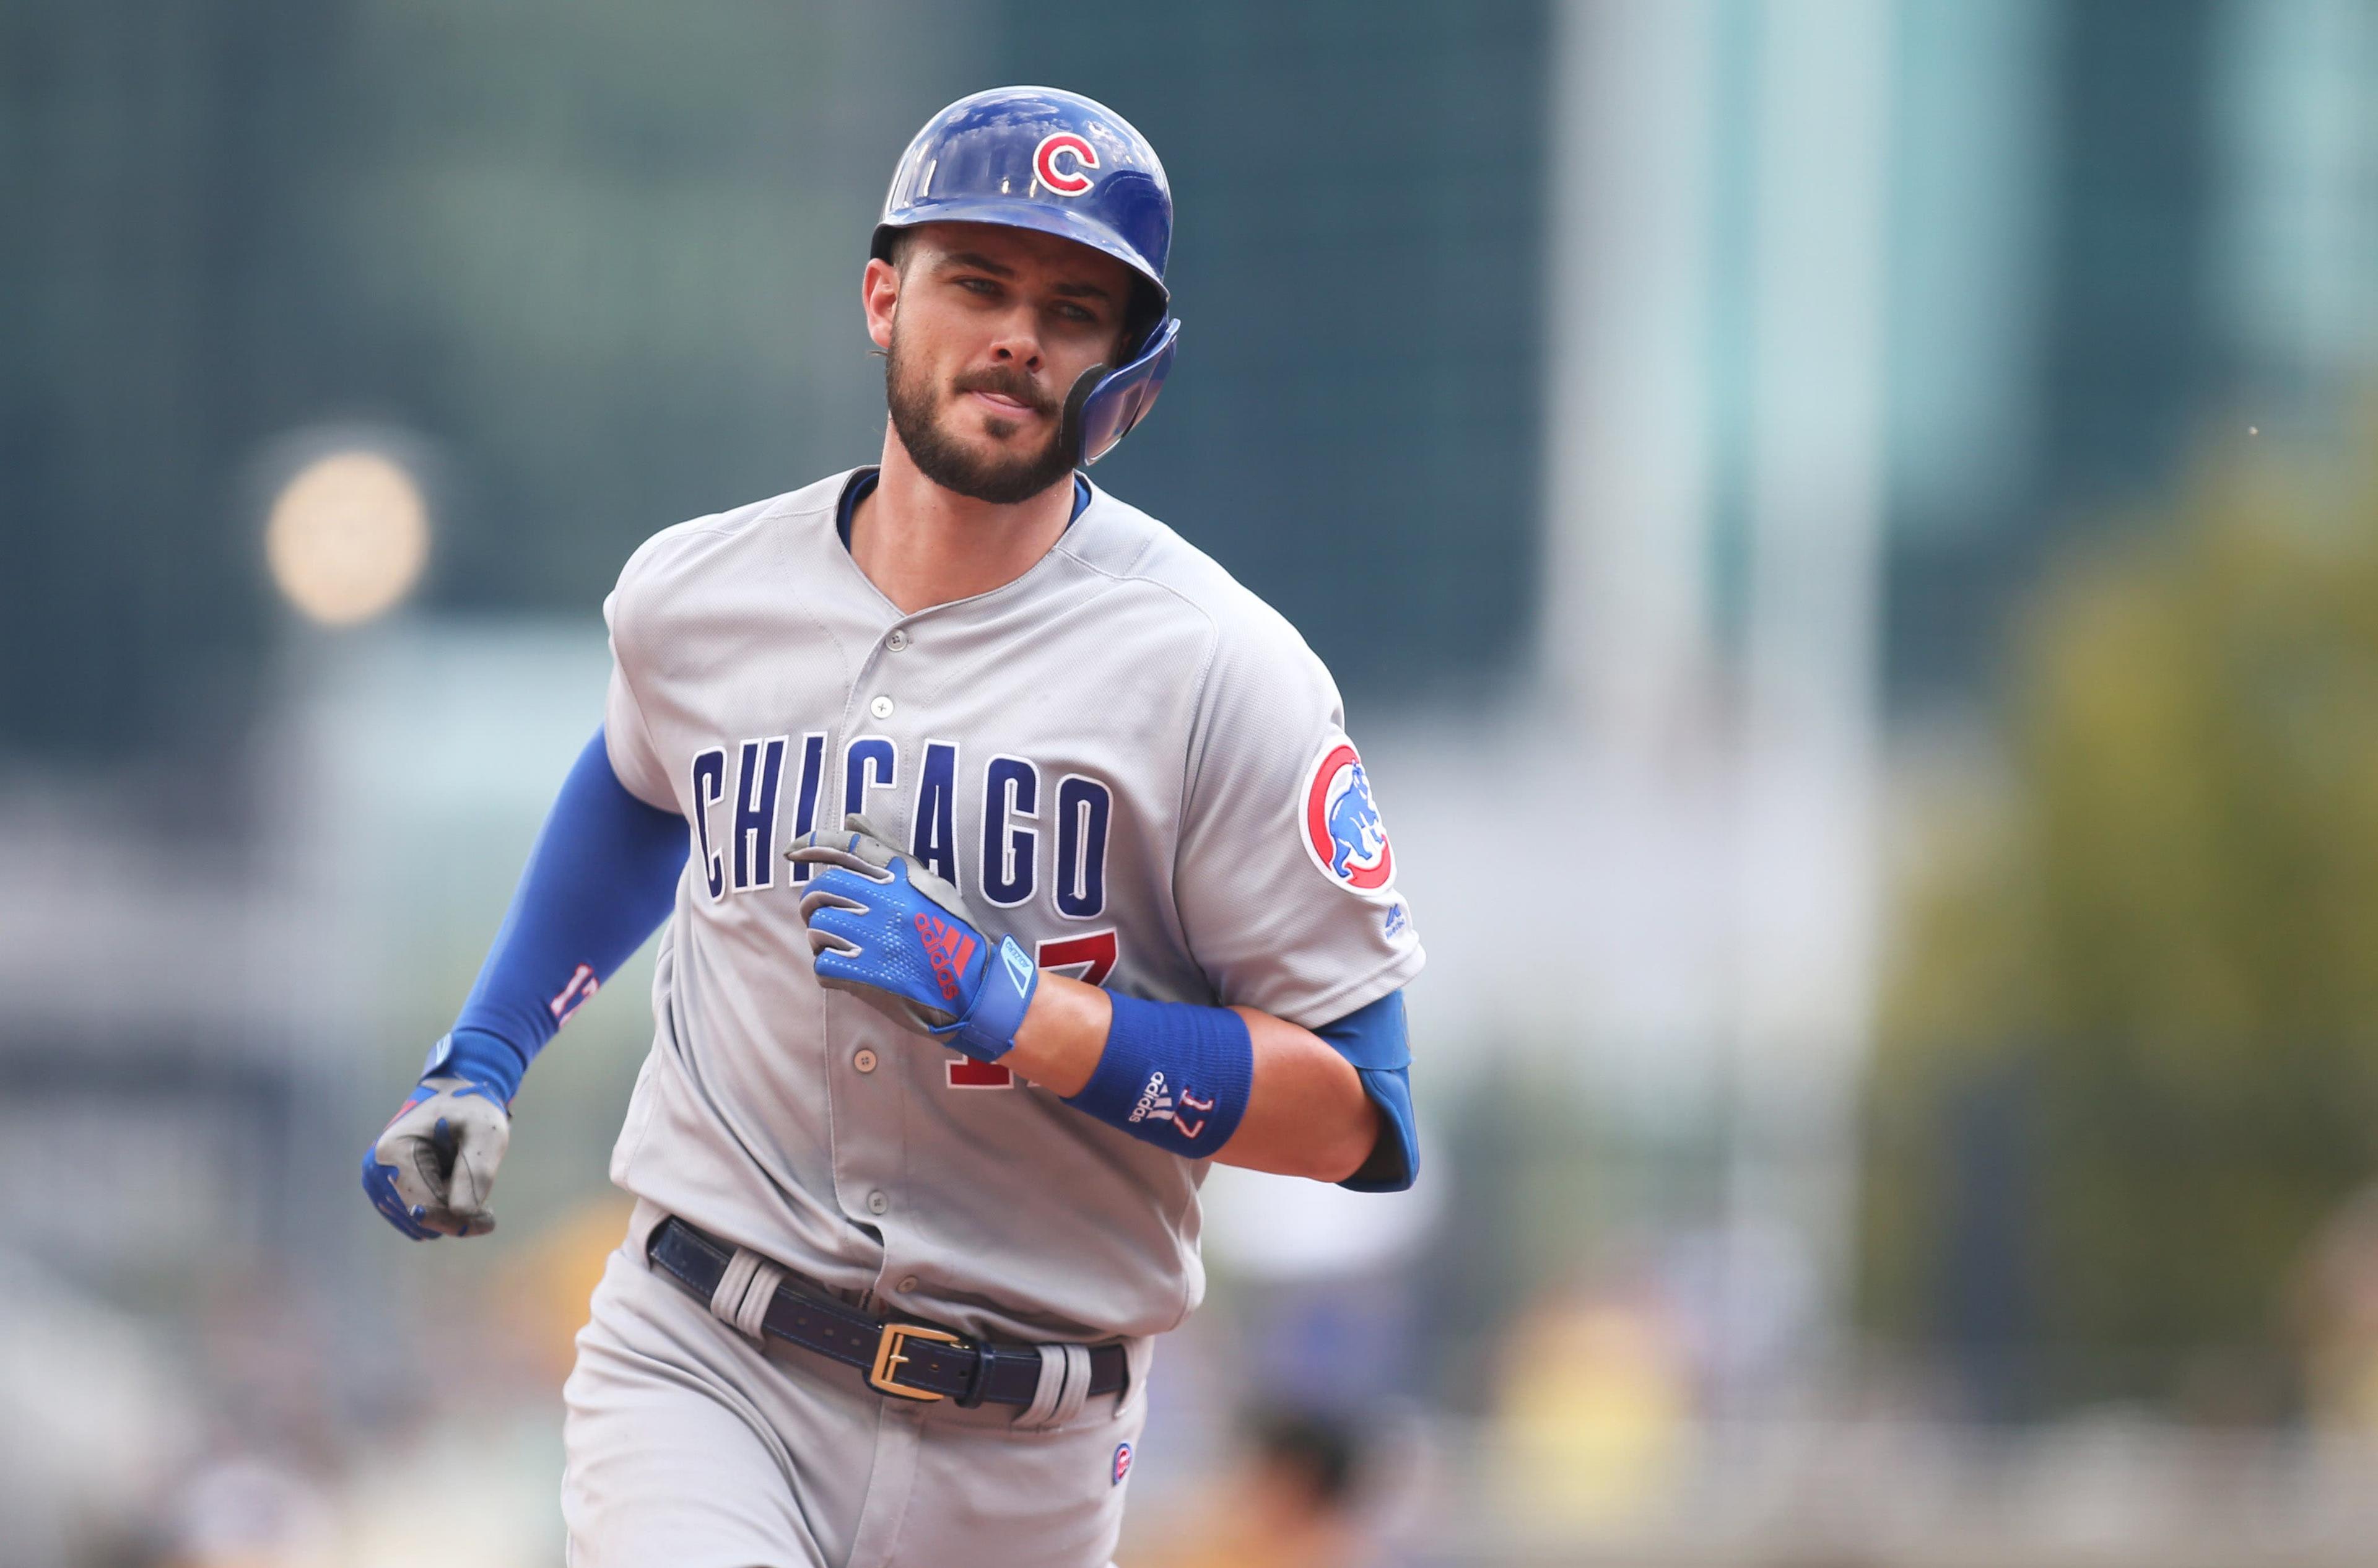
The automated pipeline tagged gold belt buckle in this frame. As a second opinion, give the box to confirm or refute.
[869,1322,963,1401]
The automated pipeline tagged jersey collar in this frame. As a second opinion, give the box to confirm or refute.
[835,468,1093,550]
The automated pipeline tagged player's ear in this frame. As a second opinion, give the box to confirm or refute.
[863,256,901,351]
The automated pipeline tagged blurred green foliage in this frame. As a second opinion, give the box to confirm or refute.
[1864,427,2378,1414]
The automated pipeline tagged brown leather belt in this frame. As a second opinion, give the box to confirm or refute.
[647,1216,1126,1407]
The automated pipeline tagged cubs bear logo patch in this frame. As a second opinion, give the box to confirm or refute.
[1112,1441,1133,1486]
[1299,737,1395,894]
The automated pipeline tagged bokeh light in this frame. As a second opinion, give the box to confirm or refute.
[263,449,430,625]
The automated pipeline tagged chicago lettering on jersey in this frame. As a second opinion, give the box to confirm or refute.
[691,737,1112,922]
[786,733,829,883]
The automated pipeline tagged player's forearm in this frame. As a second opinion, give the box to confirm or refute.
[1004,970,1112,1094]
[442,726,686,1095]
[1006,975,1380,1182]
[1209,1006,1380,1181]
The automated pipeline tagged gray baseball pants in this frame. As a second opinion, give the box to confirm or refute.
[560,1204,1152,1568]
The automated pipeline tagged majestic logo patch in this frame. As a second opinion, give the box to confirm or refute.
[914,913,977,1002]
[1033,131,1098,196]
[1299,738,1395,894]
[1112,1441,1134,1486]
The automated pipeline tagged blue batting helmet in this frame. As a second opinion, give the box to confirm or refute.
[873,87,1181,467]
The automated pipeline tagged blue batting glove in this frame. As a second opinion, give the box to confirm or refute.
[787,814,1039,1062]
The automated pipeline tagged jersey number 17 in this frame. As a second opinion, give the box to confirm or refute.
[946,930,1118,1089]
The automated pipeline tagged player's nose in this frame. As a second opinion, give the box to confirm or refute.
[985,312,1043,373]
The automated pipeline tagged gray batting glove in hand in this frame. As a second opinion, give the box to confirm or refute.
[362,1076,510,1240]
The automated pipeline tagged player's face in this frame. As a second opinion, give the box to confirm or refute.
[869,223,1136,506]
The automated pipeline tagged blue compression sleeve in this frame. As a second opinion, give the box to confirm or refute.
[427,726,686,1102]
[1315,990,1418,1193]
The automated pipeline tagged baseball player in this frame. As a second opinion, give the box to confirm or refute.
[362,86,1422,1567]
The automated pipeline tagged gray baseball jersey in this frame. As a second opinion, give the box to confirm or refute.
[598,468,1424,1345]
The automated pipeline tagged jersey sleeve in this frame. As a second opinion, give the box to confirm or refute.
[1172,612,1424,1029]
[1316,989,1418,1193]
[601,542,679,812]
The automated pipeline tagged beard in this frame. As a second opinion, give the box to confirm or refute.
[884,329,1076,506]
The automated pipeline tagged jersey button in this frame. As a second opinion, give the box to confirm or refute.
[853,1048,878,1074]
[869,694,895,720]
[886,629,910,652]
[866,1190,891,1216]
[897,1275,918,1294]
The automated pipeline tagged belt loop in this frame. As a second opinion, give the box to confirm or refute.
[708,1247,785,1342]
[954,1344,994,1409]
[1016,1343,1091,1431]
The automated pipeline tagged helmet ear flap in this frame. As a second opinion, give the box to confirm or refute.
[1064,317,1180,466]
[1059,362,1112,470]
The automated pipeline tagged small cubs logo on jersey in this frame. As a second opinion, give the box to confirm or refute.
[1034,131,1099,196]
[1112,1442,1133,1486]
[1299,738,1395,894]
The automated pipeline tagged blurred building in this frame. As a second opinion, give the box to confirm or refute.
[11,0,2374,753]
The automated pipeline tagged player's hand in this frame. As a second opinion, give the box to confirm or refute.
[360,1068,511,1240]
[788,814,1039,1061]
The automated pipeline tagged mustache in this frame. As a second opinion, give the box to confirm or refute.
[950,367,1056,417]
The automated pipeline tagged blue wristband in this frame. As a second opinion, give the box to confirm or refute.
[422,1028,528,1104]
[1063,993,1253,1159]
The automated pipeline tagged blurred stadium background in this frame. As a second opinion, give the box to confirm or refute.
[7,1,2378,1563]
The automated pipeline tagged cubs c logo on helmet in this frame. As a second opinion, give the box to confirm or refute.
[1033,131,1099,196]
[1299,737,1395,894]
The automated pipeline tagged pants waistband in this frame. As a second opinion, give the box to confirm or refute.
[644,1214,1128,1412]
